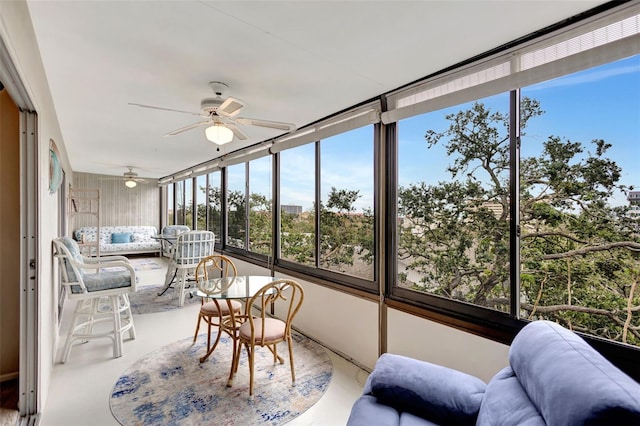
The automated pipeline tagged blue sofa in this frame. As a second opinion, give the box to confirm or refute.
[347,320,640,425]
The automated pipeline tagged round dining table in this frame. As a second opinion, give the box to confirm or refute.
[193,275,281,385]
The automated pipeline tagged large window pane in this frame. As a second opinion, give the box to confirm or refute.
[195,175,206,230]
[320,126,374,280]
[175,181,185,226]
[227,164,246,248]
[166,184,174,225]
[397,93,511,311]
[184,178,193,229]
[520,56,640,346]
[280,144,316,266]
[207,171,221,244]
[248,156,272,255]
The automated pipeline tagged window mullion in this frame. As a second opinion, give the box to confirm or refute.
[509,89,521,318]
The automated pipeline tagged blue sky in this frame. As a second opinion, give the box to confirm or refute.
[398,54,640,207]
[224,54,639,212]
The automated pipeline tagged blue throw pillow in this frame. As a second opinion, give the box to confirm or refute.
[111,232,132,244]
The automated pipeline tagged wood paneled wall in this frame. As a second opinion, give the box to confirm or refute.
[71,172,160,230]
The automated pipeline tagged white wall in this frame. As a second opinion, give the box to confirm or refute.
[229,256,509,380]
[0,0,71,412]
[387,310,509,382]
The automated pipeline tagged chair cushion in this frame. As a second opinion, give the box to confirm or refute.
[59,236,85,281]
[162,225,190,236]
[111,232,132,244]
[201,300,242,315]
[76,270,133,293]
[239,317,285,342]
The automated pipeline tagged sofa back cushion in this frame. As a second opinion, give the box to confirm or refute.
[509,320,640,425]
[367,353,486,425]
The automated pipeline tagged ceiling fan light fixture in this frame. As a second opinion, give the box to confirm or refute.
[125,178,137,188]
[205,123,234,144]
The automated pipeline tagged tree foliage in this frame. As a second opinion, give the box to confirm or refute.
[398,98,640,345]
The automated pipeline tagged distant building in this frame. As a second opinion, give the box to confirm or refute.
[628,190,640,221]
[282,204,303,215]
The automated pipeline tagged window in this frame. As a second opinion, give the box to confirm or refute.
[396,93,511,311]
[227,164,246,248]
[519,56,640,346]
[207,171,221,243]
[248,156,272,255]
[175,181,185,226]
[320,127,374,280]
[166,184,174,225]
[195,175,207,230]
[184,178,193,229]
[280,144,316,266]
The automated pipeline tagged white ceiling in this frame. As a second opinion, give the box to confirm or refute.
[26,1,606,179]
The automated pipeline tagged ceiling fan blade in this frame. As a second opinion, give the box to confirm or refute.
[226,123,249,140]
[217,97,245,117]
[128,102,202,116]
[235,117,296,132]
[165,120,211,136]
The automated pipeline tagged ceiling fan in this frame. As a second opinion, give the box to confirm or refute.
[122,167,148,188]
[129,82,296,145]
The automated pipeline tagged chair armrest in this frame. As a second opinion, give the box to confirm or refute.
[367,353,486,426]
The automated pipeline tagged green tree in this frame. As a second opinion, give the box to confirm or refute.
[227,189,246,248]
[398,98,640,345]
[249,192,272,255]
[280,187,374,277]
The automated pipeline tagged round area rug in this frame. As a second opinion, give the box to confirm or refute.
[110,331,333,425]
[128,283,200,314]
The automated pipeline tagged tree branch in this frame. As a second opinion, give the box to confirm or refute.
[521,231,588,244]
[541,241,640,260]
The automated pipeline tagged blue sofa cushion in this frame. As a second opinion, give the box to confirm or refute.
[476,367,545,426]
[510,320,640,425]
[367,353,486,425]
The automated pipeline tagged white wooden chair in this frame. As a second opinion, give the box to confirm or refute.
[168,230,215,306]
[53,236,137,362]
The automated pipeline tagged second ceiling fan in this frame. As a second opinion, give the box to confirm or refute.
[129,81,296,145]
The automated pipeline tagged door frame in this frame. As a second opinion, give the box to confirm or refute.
[0,35,40,423]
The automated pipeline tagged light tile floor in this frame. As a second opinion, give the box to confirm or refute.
[41,258,369,426]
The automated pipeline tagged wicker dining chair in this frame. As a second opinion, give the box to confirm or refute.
[230,279,305,398]
[193,254,242,357]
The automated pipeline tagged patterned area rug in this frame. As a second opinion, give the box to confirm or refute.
[110,331,333,425]
[102,258,163,272]
[128,283,200,315]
